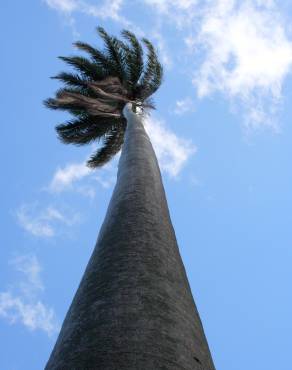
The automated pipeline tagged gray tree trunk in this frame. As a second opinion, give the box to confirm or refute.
[45,109,215,370]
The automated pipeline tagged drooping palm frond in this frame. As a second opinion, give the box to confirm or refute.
[51,72,89,88]
[73,41,109,72]
[87,121,126,168]
[58,56,105,81]
[96,27,127,82]
[121,30,144,92]
[136,38,163,99]
[56,116,122,146]
[45,27,163,168]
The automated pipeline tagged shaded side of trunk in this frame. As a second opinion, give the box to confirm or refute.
[46,111,215,370]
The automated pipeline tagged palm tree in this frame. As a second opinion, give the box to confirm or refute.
[45,27,215,370]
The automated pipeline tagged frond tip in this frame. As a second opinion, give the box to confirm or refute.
[45,26,163,168]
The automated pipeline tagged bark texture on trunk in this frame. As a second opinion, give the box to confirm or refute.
[46,109,215,370]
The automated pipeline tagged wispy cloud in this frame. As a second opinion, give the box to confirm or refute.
[144,116,196,177]
[193,0,292,128]
[17,204,80,238]
[48,160,117,196]
[174,97,196,115]
[95,169,117,189]
[0,255,59,336]
[49,162,91,193]
[144,0,198,27]
[10,255,44,297]
[81,0,127,23]
[0,293,58,336]
[45,0,79,12]
[44,0,130,26]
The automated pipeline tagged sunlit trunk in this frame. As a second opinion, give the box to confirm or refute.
[45,107,215,370]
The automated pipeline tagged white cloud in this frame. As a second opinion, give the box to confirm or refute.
[0,255,59,336]
[49,162,91,193]
[45,0,79,12]
[10,255,44,297]
[144,0,198,14]
[17,206,54,237]
[144,116,196,177]
[48,160,117,195]
[95,172,116,189]
[17,204,80,238]
[174,97,196,114]
[0,293,59,336]
[193,0,292,128]
[44,0,129,25]
[144,0,199,27]
[82,0,125,22]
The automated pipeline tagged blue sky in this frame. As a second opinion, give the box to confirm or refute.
[1,0,292,369]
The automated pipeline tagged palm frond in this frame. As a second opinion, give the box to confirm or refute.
[58,56,104,81]
[87,121,126,168]
[97,27,126,82]
[51,72,88,88]
[46,88,121,118]
[56,116,120,145]
[88,77,129,103]
[44,87,88,111]
[121,30,144,90]
[136,38,163,99]
[73,41,110,75]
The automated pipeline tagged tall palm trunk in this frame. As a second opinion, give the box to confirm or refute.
[46,109,215,370]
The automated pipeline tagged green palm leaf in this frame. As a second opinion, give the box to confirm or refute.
[73,41,110,75]
[87,121,126,167]
[56,116,120,145]
[121,30,144,92]
[59,56,104,81]
[51,72,88,88]
[97,27,126,82]
[137,38,163,99]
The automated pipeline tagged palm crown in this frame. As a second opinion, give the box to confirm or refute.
[45,27,163,168]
